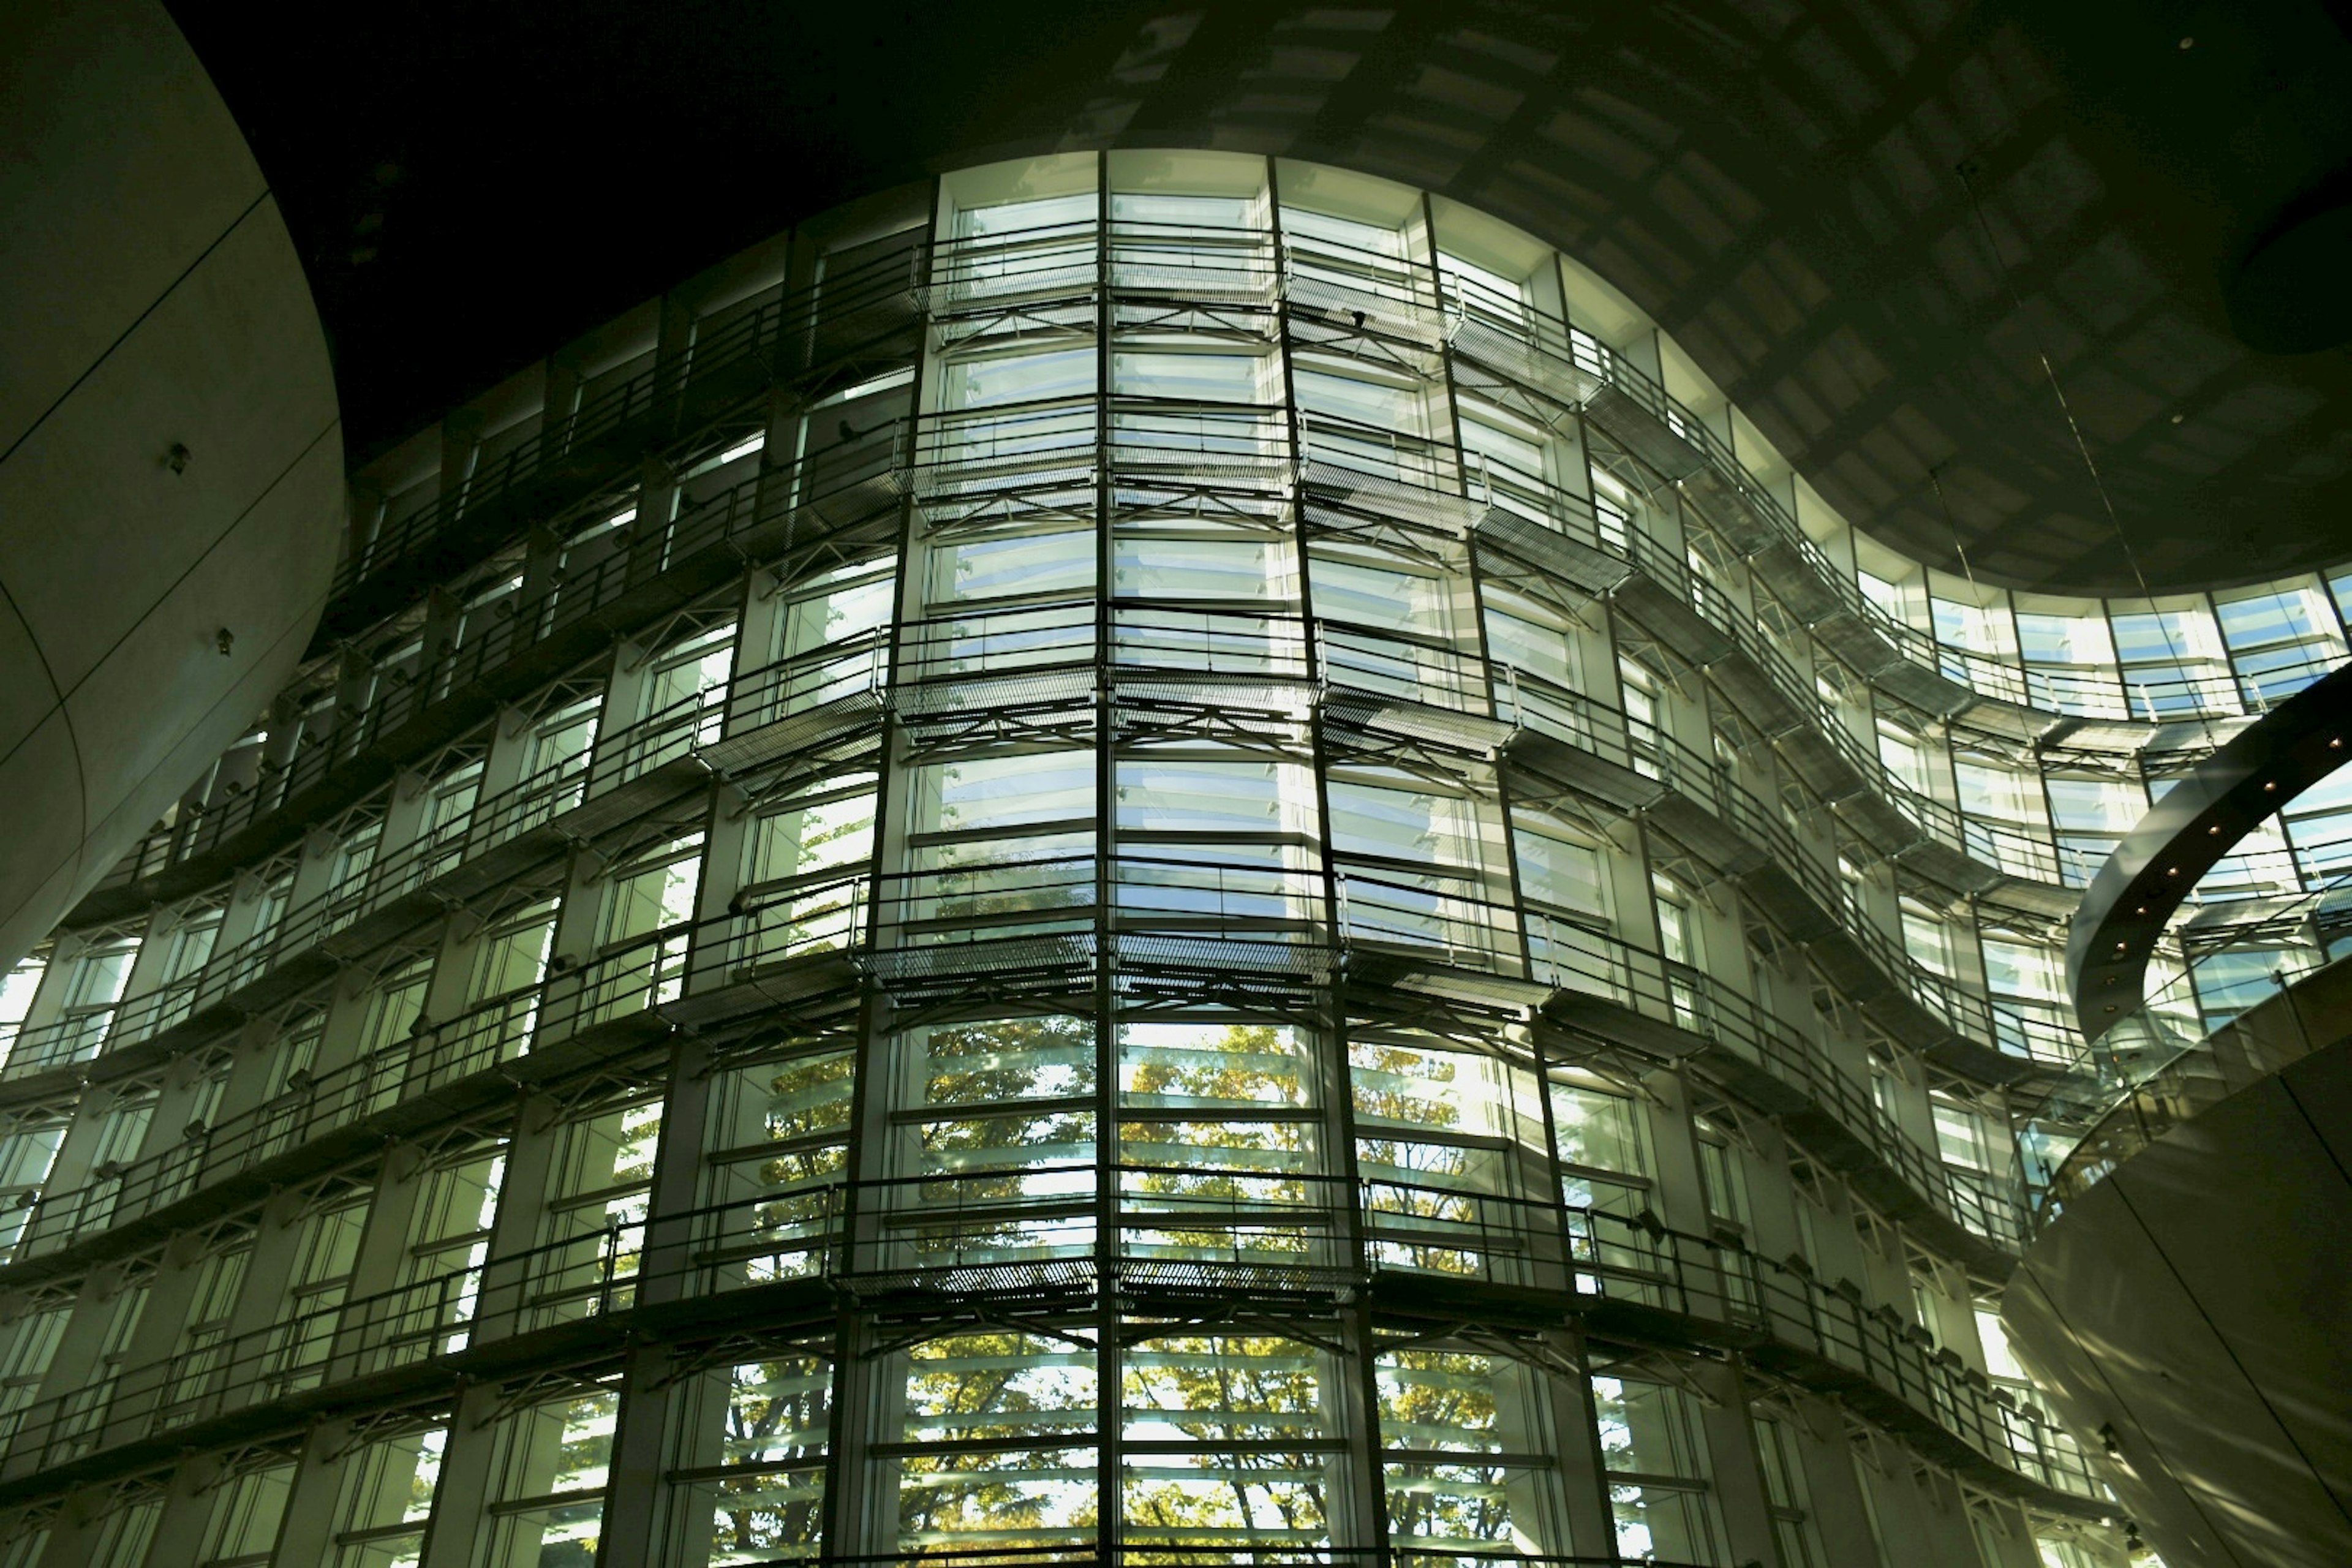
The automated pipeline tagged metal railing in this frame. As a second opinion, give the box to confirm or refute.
[1441,284,2343,728]
[12,620,905,1087]
[119,224,2301,924]
[1333,867,2022,1247]
[1496,662,2021,1065]
[1464,446,2071,890]
[340,238,923,608]
[88,421,909,902]
[6,825,2019,1273]
[1,869,875,1265]
[17,600,2044,1256]
[0,1165,2094,1501]
[2019,870,2352,1229]
[119,221,2334,917]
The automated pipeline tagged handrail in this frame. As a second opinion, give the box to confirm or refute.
[5,627,903,1087]
[1329,864,2022,1246]
[0,869,874,1265]
[84,418,910,903]
[347,217,2328,780]
[112,241,2304,924]
[1437,282,2343,728]
[24,598,2042,1254]
[247,224,2331,949]
[0,1163,2097,1503]
[2022,865,2352,1228]
[6,810,2015,1271]
[1465,447,2073,894]
[339,238,924,609]
[2066,658,2352,1039]
[66,220,2328,1290]
[1494,662,2032,1068]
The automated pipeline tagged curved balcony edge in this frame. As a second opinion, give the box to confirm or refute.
[0,1194,2105,1519]
[2068,658,2352,1039]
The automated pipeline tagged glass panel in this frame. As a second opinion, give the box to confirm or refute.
[1116,758,1310,837]
[909,752,1096,839]
[1112,351,1268,402]
[1122,1334,1330,1547]
[910,1016,1096,1111]
[703,1353,831,1564]
[1120,1022,1310,1111]
[1327,777,1489,870]
[955,194,1096,240]
[746,781,878,885]
[1112,192,1257,228]
[1283,206,1408,259]
[2216,585,2328,649]
[895,1333,1098,1550]
[1553,1085,1649,1215]
[1373,1354,1561,1561]
[925,528,1096,604]
[1114,534,1292,601]
[939,349,1098,410]
[1487,601,1580,688]
[639,630,735,724]
[775,567,895,663]
[1295,368,1429,435]
[599,839,703,947]
[1594,1377,1726,1566]
[2017,609,2114,666]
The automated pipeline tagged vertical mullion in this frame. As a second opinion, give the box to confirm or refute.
[818,180,940,1564]
[1425,193,1529,988]
[1091,148,1123,1566]
[1267,159,1390,1564]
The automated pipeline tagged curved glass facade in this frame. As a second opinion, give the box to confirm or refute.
[1,148,2335,1568]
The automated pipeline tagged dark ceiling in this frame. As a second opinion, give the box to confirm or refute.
[168,0,2352,595]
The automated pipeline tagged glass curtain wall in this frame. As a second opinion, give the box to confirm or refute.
[0,149,2197,1568]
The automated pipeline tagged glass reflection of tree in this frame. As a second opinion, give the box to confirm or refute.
[898,1332,1099,1551]
[1378,1349,1513,1548]
[1351,1038,1494,1275]
[714,1354,829,1562]
[1123,1334,1327,1547]
[1123,1023,1311,1262]
[753,1049,854,1262]
[755,785,873,957]
[914,1016,1097,1260]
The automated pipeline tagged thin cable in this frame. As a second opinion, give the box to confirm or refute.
[1953,161,2217,742]
[1926,462,1988,630]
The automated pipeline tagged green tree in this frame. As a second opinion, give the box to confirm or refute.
[1122,1333,1327,1546]
[1377,1349,1515,1547]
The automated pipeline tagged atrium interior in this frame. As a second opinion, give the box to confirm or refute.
[6,4,2351,1568]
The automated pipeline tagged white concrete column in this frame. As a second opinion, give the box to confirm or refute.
[111,1453,221,1568]
[413,1378,506,1568]
[321,1144,429,1384]
[260,1419,356,1567]
[1695,1359,1780,1568]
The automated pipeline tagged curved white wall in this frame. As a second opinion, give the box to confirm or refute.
[2005,1024,2352,1568]
[0,0,342,967]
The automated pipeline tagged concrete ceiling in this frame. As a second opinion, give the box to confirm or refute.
[170,0,2352,594]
